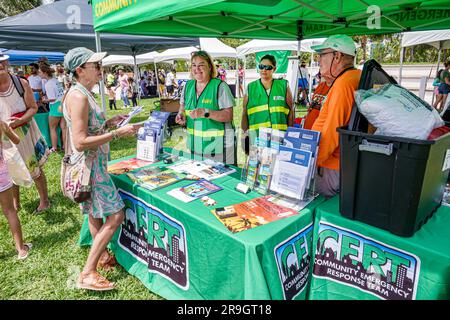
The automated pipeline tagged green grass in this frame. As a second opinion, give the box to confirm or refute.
[0,95,306,299]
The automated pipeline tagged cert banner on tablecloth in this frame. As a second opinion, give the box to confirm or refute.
[312,222,420,300]
[274,223,314,300]
[118,189,189,290]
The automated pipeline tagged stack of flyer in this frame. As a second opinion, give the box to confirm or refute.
[269,127,320,200]
[136,111,171,162]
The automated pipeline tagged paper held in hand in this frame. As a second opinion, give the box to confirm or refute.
[117,105,144,127]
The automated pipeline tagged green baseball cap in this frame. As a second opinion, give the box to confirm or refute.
[311,34,357,57]
[64,47,107,72]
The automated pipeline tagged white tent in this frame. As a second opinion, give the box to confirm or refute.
[399,30,450,105]
[102,52,157,67]
[154,38,236,62]
[402,30,450,50]
[236,38,326,57]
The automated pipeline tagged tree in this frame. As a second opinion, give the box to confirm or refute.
[0,0,43,18]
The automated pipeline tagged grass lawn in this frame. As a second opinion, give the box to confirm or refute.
[0,94,307,300]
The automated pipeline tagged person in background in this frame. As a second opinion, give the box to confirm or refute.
[158,69,166,97]
[63,47,140,291]
[433,61,450,112]
[217,64,227,82]
[0,53,51,215]
[118,67,130,108]
[241,54,294,149]
[310,34,362,198]
[27,63,43,96]
[238,64,245,97]
[16,70,27,82]
[127,77,138,107]
[139,76,148,97]
[106,84,117,110]
[165,68,176,98]
[301,72,332,130]
[0,118,32,260]
[56,63,71,90]
[298,60,310,105]
[39,64,66,153]
[176,50,235,164]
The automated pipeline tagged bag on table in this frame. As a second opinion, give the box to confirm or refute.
[60,151,96,203]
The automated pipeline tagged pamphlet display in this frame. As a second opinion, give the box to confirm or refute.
[242,127,320,201]
[136,111,171,162]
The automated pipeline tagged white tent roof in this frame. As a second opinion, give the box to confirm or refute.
[154,38,236,63]
[102,52,157,66]
[236,38,327,57]
[401,30,450,49]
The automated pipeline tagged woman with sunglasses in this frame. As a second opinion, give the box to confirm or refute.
[241,54,293,149]
[63,47,140,291]
[176,50,235,164]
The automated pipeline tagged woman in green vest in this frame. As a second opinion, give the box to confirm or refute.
[241,54,294,149]
[176,50,235,164]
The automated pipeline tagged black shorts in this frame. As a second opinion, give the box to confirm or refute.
[166,85,174,93]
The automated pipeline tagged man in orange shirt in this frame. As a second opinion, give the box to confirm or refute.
[310,35,362,198]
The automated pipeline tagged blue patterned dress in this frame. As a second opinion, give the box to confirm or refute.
[63,84,124,218]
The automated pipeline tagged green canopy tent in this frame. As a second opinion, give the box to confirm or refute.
[91,0,450,108]
[91,0,450,39]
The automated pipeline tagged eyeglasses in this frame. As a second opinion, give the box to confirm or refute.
[258,64,274,71]
[318,51,336,58]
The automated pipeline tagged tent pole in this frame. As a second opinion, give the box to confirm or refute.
[432,42,442,106]
[308,51,313,102]
[95,31,106,113]
[399,45,405,85]
[235,57,239,99]
[154,62,161,99]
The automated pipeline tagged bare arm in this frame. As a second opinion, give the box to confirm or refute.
[286,84,294,127]
[66,90,137,152]
[0,121,20,144]
[241,94,249,132]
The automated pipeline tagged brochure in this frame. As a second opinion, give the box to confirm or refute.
[127,168,185,191]
[270,146,313,200]
[108,157,154,175]
[211,196,299,233]
[167,179,222,202]
[243,146,260,188]
[283,127,320,150]
[117,105,144,127]
[254,147,276,195]
[264,194,315,212]
[168,159,236,180]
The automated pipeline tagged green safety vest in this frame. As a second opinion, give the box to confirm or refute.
[184,78,225,156]
[247,79,290,139]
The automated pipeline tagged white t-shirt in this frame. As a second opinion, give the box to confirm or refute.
[28,74,42,90]
[45,78,64,102]
[165,72,175,86]
[41,78,48,94]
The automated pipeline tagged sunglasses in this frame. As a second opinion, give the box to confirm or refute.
[84,62,102,70]
[258,64,274,71]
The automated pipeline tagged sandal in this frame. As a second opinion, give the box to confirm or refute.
[32,202,51,215]
[77,271,115,291]
[17,243,32,260]
[97,253,118,271]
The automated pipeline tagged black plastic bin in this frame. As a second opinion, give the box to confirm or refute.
[338,126,450,237]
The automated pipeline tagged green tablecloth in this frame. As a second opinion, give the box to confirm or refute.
[79,155,324,300]
[34,112,61,148]
[308,196,450,300]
